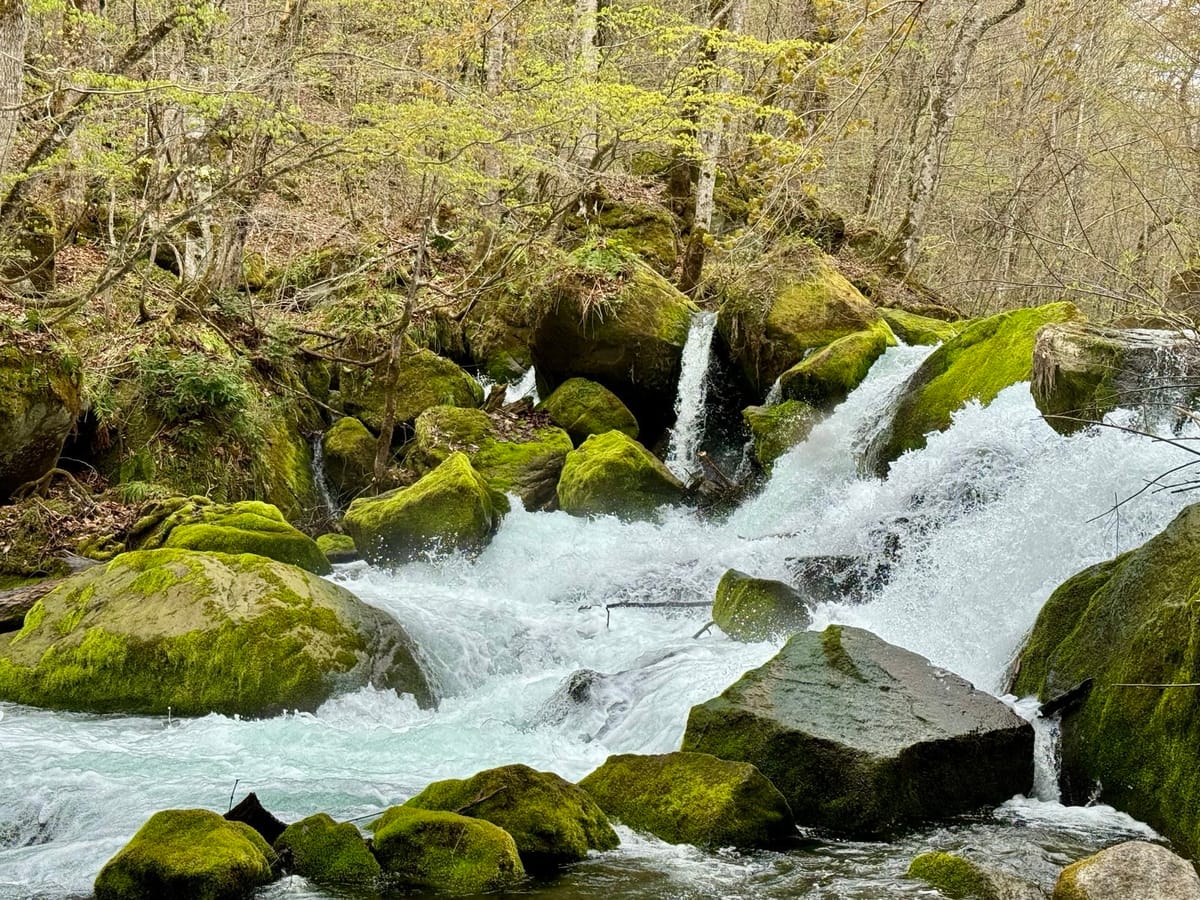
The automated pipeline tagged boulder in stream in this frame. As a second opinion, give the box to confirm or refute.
[742,400,822,470]
[274,813,381,889]
[0,548,434,715]
[908,850,1046,900]
[711,569,811,641]
[778,321,896,410]
[880,308,970,346]
[321,416,377,504]
[578,751,795,850]
[557,430,685,518]
[404,763,618,868]
[682,625,1034,836]
[537,377,640,445]
[94,809,275,900]
[1051,841,1200,900]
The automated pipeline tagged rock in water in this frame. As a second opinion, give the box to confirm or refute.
[368,806,525,894]
[742,400,822,470]
[908,851,1046,900]
[711,569,811,641]
[682,625,1033,836]
[224,793,287,846]
[537,378,640,445]
[404,763,618,868]
[778,322,896,410]
[273,813,381,889]
[880,308,970,346]
[1052,841,1200,900]
[556,430,685,518]
[0,548,433,715]
[94,809,275,900]
[321,417,377,504]
[578,751,795,850]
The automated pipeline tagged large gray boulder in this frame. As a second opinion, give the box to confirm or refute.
[682,625,1033,836]
[1052,841,1200,900]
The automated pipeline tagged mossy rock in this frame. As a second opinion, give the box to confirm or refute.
[115,496,329,575]
[0,548,433,715]
[537,378,640,445]
[566,195,679,275]
[779,321,896,409]
[1012,502,1200,858]
[556,431,685,519]
[339,341,483,436]
[1052,841,1200,899]
[315,533,357,564]
[578,751,795,850]
[907,851,1044,899]
[742,401,822,470]
[321,417,377,504]
[715,241,883,395]
[0,338,83,501]
[94,808,275,900]
[408,405,573,509]
[343,452,508,564]
[880,308,969,345]
[274,813,380,889]
[368,806,525,894]
[404,763,618,868]
[862,302,1083,476]
[712,569,812,641]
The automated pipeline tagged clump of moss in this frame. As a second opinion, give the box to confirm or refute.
[907,851,1003,899]
[274,813,380,889]
[556,430,685,518]
[315,532,357,563]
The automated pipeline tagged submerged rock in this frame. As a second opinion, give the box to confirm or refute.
[1012,502,1200,857]
[880,308,969,346]
[557,430,685,518]
[1052,841,1200,900]
[368,806,525,894]
[274,813,381,889]
[683,625,1033,836]
[94,809,275,900]
[779,321,896,409]
[537,377,640,445]
[742,400,822,470]
[578,751,794,850]
[0,548,433,715]
[908,850,1046,900]
[786,554,890,605]
[404,763,618,868]
[711,569,811,641]
[321,416,377,504]
[863,302,1082,476]
[344,452,508,564]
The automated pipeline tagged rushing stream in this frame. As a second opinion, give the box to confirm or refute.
[1,342,1192,898]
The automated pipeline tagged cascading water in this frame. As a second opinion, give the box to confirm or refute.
[310,435,340,519]
[664,312,717,481]
[1,343,1190,898]
[474,366,540,406]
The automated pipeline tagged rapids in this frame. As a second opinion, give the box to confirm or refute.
[1,342,1191,897]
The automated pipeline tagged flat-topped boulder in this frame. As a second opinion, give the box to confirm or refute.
[682,625,1033,836]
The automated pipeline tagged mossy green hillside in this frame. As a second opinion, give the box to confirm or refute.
[907,852,1004,900]
[556,430,685,518]
[404,763,618,868]
[537,377,640,445]
[94,808,274,900]
[0,548,432,715]
[863,302,1082,475]
[578,751,795,850]
[779,320,895,409]
[344,452,509,564]
[273,813,381,889]
[880,308,970,345]
[742,400,822,470]
[712,569,812,641]
[369,805,525,894]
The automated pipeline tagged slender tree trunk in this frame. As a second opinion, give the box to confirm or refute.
[574,0,599,167]
[0,0,28,179]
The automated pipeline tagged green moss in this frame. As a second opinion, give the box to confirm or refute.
[578,751,795,850]
[880,308,969,346]
[779,321,895,409]
[315,532,357,562]
[567,197,679,275]
[820,625,866,682]
[94,808,274,900]
[907,851,1002,900]
[864,302,1082,475]
[0,340,83,499]
[742,400,821,470]
[712,569,811,641]
[274,813,380,888]
[404,763,617,869]
[368,806,525,894]
[321,417,376,503]
[537,378,640,445]
[344,452,508,564]
[556,431,685,518]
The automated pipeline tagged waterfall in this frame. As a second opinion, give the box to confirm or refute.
[310,435,340,519]
[665,312,717,481]
[505,366,539,405]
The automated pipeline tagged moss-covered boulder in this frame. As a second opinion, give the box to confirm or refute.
[1012,502,1200,858]
[368,806,525,894]
[112,496,329,575]
[321,417,377,504]
[556,431,685,518]
[779,321,896,409]
[404,763,618,868]
[712,569,812,642]
[683,626,1033,836]
[0,548,433,715]
[1031,323,1200,435]
[716,242,883,395]
[566,195,679,275]
[408,406,573,509]
[537,378,640,445]
[863,302,1083,476]
[344,452,508,564]
[94,808,275,900]
[339,341,483,436]
[908,851,1045,900]
[881,308,969,346]
[315,532,357,564]
[1052,841,1200,900]
[273,813,380,889]
[742,400,822,470]
[0,337,83,501]
[531,253,695,436]
[578,751,795,850]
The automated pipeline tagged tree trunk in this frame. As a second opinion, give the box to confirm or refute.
[0,0,28,178]
[574,0,599,167]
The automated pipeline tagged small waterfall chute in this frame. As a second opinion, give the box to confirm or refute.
[311,434,341,520]
[665,312,718,481]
